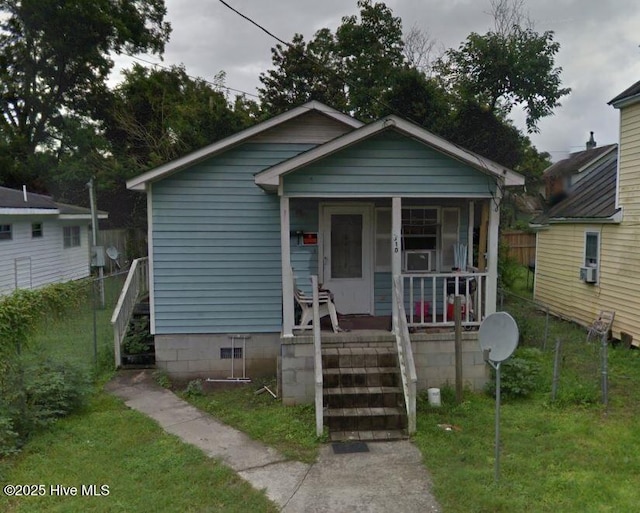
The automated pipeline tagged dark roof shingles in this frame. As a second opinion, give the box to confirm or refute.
[543,144,617,180]
[534,157,618,224]
[609,79,640,105]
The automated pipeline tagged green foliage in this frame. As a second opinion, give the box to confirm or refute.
[0,280,88,357]
[486,347,544,399]
[22,359,90,430]
[184,378,320,463]
[153,370,172,389]
[108,64,248,177]
[0,410,19,457]
[435,25,570,133]
[184,379,204,398]
[0,0,171,189]
[0,280,93,454]
[0,393,279,513]
[1,357,90,453]
[259,0,405,120]
[498,238,521,289]
[122,317,153,355]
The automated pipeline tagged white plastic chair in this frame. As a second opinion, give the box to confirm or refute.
[292,272,340,333]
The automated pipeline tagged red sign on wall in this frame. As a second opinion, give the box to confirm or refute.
[302,232,318,245]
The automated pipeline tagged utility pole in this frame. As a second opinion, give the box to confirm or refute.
[88,178,105,308]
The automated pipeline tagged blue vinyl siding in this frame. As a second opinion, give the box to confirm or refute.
[283,131,496,196]
[152,142,313,334]
[290,198,320,295]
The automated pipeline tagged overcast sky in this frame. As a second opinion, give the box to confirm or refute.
[114,0,640,162]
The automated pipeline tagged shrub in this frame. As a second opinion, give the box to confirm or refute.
[498,239,521,289]
[0,411,19,457]
[486,347,544,399]
[185,379,204,398]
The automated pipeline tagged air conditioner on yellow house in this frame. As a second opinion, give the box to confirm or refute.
[580,266,597,283]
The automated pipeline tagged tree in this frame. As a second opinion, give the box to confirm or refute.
[259,0,406,120]
[258,31,347,117]
[335,0,405,119]
[380,67,449,133]
[434,20,570,132]
[402,25,438,75]
[0,0,171,189]
[106,64,247,176]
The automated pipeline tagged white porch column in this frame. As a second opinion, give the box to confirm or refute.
[485,191,501,316]
[391,197,402,333]
[280,195,294,337]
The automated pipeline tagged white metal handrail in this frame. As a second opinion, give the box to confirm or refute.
[311,275,324,437]
[393,275,417,435]
[110,257,149,367]
[403,271,487,327]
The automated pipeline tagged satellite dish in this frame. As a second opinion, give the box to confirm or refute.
[106,246,121,269]
[478,312,519,362]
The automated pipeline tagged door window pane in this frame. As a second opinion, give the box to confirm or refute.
[331,214,362,278]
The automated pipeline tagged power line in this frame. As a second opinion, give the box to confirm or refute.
[216,0,417,124]
[120,52,260,99]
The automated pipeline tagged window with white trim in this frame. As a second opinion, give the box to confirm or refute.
[374,206,460,272]
[0,224,11,241]
[63,226,81,248]
[584,231,599,268]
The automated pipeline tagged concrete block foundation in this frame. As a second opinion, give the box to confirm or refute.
[154,333,280,382]
[280,331,488,405]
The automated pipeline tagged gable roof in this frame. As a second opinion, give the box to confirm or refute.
[533,154,619,225]
[127,101,364,191]
[254,115,524,191]
[609,79,640,109]
[543,144,617,181]
[0,186,107,219]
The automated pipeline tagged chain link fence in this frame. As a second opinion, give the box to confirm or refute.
[28,271,127,375]
[496,288,607,405]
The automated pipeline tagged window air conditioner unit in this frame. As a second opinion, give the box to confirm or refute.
[580,266,597,283]
[404,250,435,272]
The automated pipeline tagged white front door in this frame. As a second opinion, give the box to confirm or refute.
[320,204,373,315]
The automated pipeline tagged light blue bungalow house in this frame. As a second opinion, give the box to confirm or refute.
[124,101,523,414]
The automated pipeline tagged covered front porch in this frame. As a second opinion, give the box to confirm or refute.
[279,196,500,336]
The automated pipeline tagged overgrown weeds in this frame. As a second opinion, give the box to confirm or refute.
[0,277,121,455]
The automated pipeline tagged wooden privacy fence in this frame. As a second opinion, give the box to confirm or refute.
[501,230,536,266]
[98,229,147,273]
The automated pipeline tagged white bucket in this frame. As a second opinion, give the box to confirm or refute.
[427,387,441,407]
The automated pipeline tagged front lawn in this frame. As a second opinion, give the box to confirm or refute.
[0,392,278,513]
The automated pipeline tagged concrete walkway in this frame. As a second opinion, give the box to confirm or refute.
[106,370,441,513]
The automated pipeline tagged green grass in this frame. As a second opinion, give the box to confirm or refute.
[409,266,640,512]
[181,379,322,463]
[5,266,640,512]
[414,346,640,513]
[26,275,125,378]
[0,392,278,513]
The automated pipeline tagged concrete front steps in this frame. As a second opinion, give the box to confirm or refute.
[322,346,408,442]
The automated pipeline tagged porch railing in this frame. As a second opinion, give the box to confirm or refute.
[110,257,149,367]
[311,275,324,437]
[403,271,487,328]
[392,275,417,435]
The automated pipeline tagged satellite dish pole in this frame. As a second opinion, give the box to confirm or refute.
[479,311,519,482]
[88,178,105,308]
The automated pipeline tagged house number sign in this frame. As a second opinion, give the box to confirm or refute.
[393,233,399,253]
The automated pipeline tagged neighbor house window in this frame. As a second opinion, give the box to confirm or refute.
[63,226,81,248]
[0,224,11,240]
[584,231,599,268]
[32,223,43,238]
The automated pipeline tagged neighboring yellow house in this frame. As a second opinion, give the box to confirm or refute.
[532,79,640,344]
